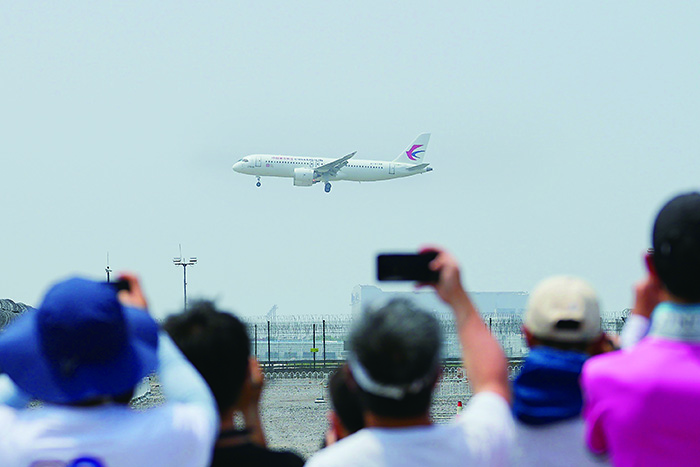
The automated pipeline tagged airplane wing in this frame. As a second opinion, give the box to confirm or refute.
[315,152,356,178]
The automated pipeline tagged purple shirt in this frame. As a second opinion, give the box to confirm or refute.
[582,332,700,466]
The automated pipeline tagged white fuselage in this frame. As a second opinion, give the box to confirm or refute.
[232,154,431,182]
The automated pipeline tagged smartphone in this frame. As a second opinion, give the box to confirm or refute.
[376,252,439,283]
[107,278,131,292]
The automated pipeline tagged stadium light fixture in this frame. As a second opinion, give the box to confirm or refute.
[173,244,197,309]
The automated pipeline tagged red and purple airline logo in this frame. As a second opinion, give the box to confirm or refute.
[406,144,425,161]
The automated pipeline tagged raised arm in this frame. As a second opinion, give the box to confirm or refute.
[620,253,665,348]
[233,357,267,447]
[425,248,510,403]
[117,273,218,436]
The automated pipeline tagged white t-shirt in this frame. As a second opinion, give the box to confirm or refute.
[0,402,215,467]
[513,417,607,466]
[305,391,513,467]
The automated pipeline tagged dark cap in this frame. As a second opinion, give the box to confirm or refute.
[652,192,700,301]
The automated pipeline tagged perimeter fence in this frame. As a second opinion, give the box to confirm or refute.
[1,303,630,421]
[242,310,630,365]
[0,299,32,329]
[244,310,630,421]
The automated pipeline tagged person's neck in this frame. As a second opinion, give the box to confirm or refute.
[649,301,700,342]
[666,296,699,305]
[364,412,432,428]
[661,286,699,305]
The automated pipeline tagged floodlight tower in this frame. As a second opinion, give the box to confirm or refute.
[173,245,197,310]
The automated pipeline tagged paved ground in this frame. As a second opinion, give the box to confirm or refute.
[131,374,470,461]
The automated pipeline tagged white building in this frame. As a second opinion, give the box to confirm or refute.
[350,285,528,316]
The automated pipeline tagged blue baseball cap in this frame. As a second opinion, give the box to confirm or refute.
[0,277,159,404]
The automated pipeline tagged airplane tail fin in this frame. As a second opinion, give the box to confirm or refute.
[393,133,430,164]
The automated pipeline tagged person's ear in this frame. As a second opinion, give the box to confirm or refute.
[328,411,349,441]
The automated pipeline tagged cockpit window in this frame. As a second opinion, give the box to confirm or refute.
[242,158,249,163]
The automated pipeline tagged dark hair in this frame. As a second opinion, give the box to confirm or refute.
[163,301,250,414]
[652,192,700,302]
[329,366,364,434]
[349,298,441,418]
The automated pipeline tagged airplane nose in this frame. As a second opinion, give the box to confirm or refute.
[232,161,241,172]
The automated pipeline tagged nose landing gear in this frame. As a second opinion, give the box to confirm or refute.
[324,182,332,193]
[256,177,261,188]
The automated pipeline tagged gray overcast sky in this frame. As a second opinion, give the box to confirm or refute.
[2,1,699,319]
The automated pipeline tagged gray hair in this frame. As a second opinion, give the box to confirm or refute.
[349,298,442,391]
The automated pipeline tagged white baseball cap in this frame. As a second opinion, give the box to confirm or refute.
[524,276,601,343]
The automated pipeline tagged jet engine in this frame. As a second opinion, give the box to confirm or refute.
[293,168,315,187]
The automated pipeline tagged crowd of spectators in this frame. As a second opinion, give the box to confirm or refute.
[0,191,698,466]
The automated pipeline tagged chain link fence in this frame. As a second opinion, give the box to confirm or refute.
[0,299,32,329]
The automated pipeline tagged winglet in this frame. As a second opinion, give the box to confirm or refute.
[393,133,430,164]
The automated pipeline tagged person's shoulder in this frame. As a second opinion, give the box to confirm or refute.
[306,430,378,467]
[455,391,515,464]
[154,400,215,425]
[460,391,512,422]
[0,404,16,417]
[0,405,17,433]
[514,417,605,466]
[458,391,513,432]
[583,347,640,380]
[125,402,217,447]
[514,415,585,435]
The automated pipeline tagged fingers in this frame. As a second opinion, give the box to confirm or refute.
[414,246,445,289]
[632,276,663,318]
[416,246,466,305]
[249,357,264,390]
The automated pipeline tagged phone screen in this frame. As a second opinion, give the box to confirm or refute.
[376,252,439,283]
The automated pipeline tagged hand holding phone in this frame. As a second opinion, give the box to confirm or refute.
[111,274,149,311]
[110,278,131,292]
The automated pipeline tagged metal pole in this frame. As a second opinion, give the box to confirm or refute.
[183,265,188,310]
[267,320,271,365]
[254,324,258,360]
[323,319,326,368]
[313,323,316,370]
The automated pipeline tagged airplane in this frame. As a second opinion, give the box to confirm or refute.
[232,133,432,193]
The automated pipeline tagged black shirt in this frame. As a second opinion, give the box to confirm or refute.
[210,428,305,467]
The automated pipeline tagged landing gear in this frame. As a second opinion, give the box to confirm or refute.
[256,177,261,188]
[324,182,332,193]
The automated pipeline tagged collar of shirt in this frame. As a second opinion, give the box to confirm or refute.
[649,302,700,342]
